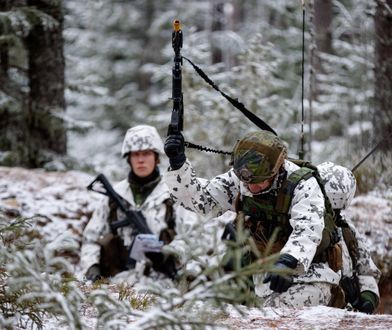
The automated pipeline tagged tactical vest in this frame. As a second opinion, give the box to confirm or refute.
[237,163,339,265]
[99,197,176,277]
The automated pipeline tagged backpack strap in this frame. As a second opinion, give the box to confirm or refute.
[159,199,177,245]
[276,167,314,214]
[281,161,338,243]
[163,198,176,230]
[336,211,359,269]
[107,196,132,234]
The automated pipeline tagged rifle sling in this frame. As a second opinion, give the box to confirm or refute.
[182,56,277,136]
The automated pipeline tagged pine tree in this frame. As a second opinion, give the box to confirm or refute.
[0,1,67,168]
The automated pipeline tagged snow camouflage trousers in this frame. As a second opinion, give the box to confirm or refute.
[257,282,333,308]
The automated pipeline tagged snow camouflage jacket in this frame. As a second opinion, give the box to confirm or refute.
[164,159,341,286]
[80,176,198,276]
[340,215,381,299]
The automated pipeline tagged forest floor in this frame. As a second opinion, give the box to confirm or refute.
[1,166,392,329]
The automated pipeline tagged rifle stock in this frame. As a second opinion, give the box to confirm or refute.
[87,174,152,234]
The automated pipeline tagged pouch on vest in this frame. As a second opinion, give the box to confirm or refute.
[97,233,129,277]
[100,197,176,277]
[327,242,343,272]
[328,284,347,308]
[158,199,177,244]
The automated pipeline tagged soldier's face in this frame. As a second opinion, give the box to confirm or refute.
[246,176,274,194]
[129,150,156,177]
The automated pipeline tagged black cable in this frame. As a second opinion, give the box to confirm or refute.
[352,132,392,172]
[182,56,277,136]
[185,141,232,155]
[299,5,306,160]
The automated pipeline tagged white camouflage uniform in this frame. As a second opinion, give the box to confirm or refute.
[340,215,381,300]
[80,125,198,281]
[318,162,381,305]
[164,159,340,307]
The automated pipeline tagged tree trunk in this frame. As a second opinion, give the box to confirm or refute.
[25,0,66,167]
[311,0,333,104]
[314,0,333,56]
[374,0,392,152]
[137,0,155,92]
[0,1,11,75]
[226,0,244,67]
[0,0,27,166]
[313,0,333,79]
[211,1,224,64]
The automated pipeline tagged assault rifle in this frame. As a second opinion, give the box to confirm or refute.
[87,173,152,234]
[167,19,183,135]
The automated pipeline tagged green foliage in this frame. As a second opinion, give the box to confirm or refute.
[0,217,41,256]
[0,217,85,330]
[0,218,45,328]
[117,282,156,310]
[0,7,58,39]
[0,214,277,329]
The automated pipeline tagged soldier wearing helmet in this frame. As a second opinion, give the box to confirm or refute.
[164,130,342,307]
[318,162,381,314]
[81,125,198,283]
[318,162,357,210]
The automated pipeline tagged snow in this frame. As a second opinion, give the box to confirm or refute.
[1,166,392,329]
[219,305,392,329]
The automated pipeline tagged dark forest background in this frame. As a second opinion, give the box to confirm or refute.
[0,0,391,189]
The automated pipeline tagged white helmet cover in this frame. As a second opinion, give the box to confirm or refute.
[121,125,164,157]
[318,161,357,210]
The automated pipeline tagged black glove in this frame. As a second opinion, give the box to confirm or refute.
[263,254,298,293]
[164,133,186,170]
[352,291,379,314]
[145,251,178,279]
[221,222,237,242]
[85,264,102,283]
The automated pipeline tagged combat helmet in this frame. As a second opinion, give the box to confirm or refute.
[232,130,287,183]
[121,125,164,157]
[318,162,356,210]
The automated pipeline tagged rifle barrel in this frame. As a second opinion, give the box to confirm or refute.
[168,19,184,135]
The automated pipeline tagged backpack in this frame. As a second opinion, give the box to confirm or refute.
[276,159,341,268]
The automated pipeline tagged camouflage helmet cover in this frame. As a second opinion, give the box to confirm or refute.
[121,125,164,157]
[318,161,356,209]
[232,130,287,183]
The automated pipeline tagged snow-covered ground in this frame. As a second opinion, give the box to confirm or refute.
[41,302,392,330]
[1,166,392,329]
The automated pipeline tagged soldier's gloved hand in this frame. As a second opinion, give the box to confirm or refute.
[263,254,298,293]
[85,264,102,283]
[352,291,379,314]
[145,251,178,280]
[164,133,186,170]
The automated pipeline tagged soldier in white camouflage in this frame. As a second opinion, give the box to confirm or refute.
[318,162,381,314]
[164,130,340,307]
[81,125,198,283]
